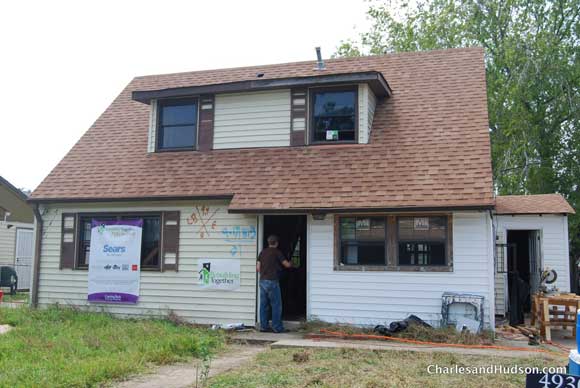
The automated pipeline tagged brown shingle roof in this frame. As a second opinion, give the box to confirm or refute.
[31,47,494,211]
[495,194,575,215]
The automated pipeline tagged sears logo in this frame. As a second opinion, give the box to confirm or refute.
[103,244,126,253]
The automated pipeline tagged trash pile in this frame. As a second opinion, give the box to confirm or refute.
[374,314,431,335]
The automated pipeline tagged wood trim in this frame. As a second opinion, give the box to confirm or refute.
[132,71,392,104]
[309,85,359,145]
[161,211,180,271]
[60,213,77,269]
[198,94,215,152]
[290,88,307,146]
[333,213,454,272]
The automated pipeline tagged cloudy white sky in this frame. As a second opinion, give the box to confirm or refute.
[0,0,372,191]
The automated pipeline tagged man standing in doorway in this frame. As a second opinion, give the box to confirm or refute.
[257,235,292,333]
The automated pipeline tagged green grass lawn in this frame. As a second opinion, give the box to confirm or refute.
[0,306,224,388]
[208,348,567,388]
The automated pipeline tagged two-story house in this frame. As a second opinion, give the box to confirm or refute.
[28,47,574,329]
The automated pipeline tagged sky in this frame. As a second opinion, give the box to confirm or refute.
[0,0,371,191]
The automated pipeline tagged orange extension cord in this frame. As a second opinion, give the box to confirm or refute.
[317,329,569,357]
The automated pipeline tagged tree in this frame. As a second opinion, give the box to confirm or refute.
[337,0,580,267]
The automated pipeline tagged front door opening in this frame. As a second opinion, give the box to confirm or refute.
[507,229,541,325]
[262,215,307,321]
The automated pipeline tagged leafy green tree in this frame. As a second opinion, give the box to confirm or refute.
[337,0,580,271]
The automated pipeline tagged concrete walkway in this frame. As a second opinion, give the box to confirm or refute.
[113,344,266,388]
[231,330,567,359]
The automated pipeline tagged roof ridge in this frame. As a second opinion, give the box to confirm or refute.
[133,46,484,80]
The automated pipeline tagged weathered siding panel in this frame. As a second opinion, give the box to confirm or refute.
[0,224,16,266]
[213,90,291,149]
[36,201,258,325]
[307,212,494,327]
[494,214,571,313]
[0,222,32,267]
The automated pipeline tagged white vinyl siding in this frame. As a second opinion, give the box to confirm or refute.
[35,201,258,325]
[307,212,494,328]
[0,224,16,266]
[213,90,291,149]
[357,84,378,144]
[494,214,571,316]
[0,221,33,267]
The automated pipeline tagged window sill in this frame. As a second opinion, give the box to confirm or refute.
[334,264,453,272]
[156,147,196,153]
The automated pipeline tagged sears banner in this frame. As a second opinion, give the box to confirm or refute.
[87,219,143,304]
[198,259,241,290]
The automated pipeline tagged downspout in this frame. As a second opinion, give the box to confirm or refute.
[31,204,43,307]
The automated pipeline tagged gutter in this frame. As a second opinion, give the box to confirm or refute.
[228,204,495,214]
[31,204,43,307]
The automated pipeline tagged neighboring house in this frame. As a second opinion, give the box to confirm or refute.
[0,176,34,290]
[28,48,575,328]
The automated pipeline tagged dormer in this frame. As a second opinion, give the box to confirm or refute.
[132,71,391,153]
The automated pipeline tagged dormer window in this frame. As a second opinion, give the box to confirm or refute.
[157,98,198,151]
[310,87,357,143]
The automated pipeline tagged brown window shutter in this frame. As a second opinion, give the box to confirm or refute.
[162,211,180,271]
[198,95,214,151]
[60,213,77,269]
[290,88,307,146]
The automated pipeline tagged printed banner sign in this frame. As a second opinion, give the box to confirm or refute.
[198,259,240,290]
[87,219,143,304]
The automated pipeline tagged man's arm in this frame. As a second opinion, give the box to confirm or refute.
[280,253,292,269]
[256,261,261,273]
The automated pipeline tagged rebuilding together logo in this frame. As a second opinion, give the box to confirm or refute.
[199,262,239,286]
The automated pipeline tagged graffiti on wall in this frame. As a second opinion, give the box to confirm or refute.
[187,206,219,238]
[221,225,257,257]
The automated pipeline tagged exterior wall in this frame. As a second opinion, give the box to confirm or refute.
[35,201,258,325]
[307,212,495,328]
[494,214,571,316]
[0,221,33,267]
[357,84,378,144]
[213,90,291,149]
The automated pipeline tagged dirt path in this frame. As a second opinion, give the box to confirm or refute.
[113,344,266,388]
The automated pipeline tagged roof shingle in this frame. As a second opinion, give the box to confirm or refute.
[31,47,494,211]
[495,194,575,215]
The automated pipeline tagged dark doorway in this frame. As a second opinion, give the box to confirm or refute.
[263,215,307,321]
[507,230,541,325]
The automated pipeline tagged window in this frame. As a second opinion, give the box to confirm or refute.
[339,217,386,266]
[77,214,161,270]
[397,216,448,266]
[311,88,357,143]
[157,98,198,150]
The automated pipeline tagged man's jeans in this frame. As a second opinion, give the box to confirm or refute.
[259,279,284,332]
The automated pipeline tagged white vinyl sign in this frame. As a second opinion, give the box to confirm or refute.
[197,259,241,290]
[87,219,143,304]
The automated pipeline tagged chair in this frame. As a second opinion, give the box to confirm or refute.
[0,266,18,295]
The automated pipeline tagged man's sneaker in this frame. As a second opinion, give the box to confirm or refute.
[272,328,289,333]
[259,328,272,333]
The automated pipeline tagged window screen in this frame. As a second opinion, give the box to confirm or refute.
[77,214,161,270]
[311,88,356,142]
[157,98,198,150]
[339,217,386,266]
[397,216,447,266]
